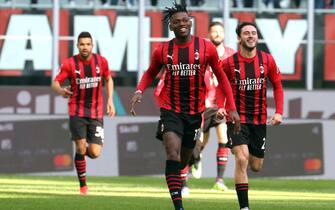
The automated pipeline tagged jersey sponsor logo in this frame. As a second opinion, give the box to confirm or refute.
[166,63,200,77]
[76,76,101,89]
[236,77,265,91]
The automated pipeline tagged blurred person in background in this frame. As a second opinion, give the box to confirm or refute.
[52,31,115,195]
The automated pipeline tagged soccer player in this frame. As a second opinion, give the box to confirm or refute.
[130,2,240,210]
[217,22,283,210]
[52,31,115,195]
[194,21,236,190]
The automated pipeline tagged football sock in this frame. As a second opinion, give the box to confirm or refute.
[74,153,87,187]
[180,165,189,187]
[236,183,249,209]
[165,160,183,210]
[217,143,228,180]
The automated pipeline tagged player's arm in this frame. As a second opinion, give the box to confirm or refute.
[102,58,115,118]
[208,44,240,134]
[51,61,73,98]
[130,46,163,116]
[267,55,284,126]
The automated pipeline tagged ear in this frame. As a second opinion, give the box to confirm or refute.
[169,23,173,31]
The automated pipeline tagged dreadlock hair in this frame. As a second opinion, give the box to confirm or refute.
[163,1,188,23]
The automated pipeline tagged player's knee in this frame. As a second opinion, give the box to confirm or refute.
[76,147,86,155]
[235,155,248,167]
[250,162,263,172]
[166,151,180,162]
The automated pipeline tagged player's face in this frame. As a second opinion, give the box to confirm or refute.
[238,25,258,52]
[77,37,93,59]
[209,25,224,46]
[169,12,192,39]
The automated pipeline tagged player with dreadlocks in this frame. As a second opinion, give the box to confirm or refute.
[130,2,240,210]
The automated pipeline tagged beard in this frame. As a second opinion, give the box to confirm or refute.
[79,51,91,59]
[211,39,223,46]
[241,40,256,52]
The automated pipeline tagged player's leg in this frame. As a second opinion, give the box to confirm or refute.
[180,164,190,197]
[69,116,89,195]
[248,124,267,172]
[159,109,185,210]
[163,131,184,210]
[227,123,250,210]
[86,118,104,159]
[213,123,229,191]
[74,139,88,194]
[233,144,250,210]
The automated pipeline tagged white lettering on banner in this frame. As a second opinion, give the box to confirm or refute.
[0,14,306,75]
[256,19,307,74]
[0,15,52,70]
[74,15,150,72]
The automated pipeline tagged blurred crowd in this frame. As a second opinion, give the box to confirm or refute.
[2,0,335,9]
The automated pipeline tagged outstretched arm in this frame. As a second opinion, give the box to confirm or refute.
[130,46,163,116]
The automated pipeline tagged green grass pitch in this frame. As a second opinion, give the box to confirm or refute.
[0,175,334,210]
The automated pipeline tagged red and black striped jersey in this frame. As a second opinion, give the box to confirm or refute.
[137,36,236,115]
[220,50,283,124]
[54,53,110,119]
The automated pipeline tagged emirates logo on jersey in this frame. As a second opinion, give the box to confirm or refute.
[166,63,200,76]
[236,77,265,91]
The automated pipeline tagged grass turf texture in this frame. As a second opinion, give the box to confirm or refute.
[0,176,334,210]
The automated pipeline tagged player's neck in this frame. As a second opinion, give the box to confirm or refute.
[216,43,225,57]
[79,53,92,61]
[240,47,256,58]
[175,35,192,45]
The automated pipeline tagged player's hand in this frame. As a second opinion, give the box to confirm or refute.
[61,86,73,98]
[130,91,143,116]
[107,98,115,118]
[216,108,227,120]
[228,110,240,135]
[267,113,282,126]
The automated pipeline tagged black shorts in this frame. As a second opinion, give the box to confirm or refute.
[156,108,202,149]
[226,123,266,158]
[69,116,104,145]
[202,107,225,133]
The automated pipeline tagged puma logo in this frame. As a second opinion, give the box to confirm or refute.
[167,55,173,59]
[234,69,240,74]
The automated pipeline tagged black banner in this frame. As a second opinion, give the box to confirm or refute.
[0,119,73,173]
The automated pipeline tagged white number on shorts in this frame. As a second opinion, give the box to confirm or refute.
[95,126,104,140]
[261,137,266,150]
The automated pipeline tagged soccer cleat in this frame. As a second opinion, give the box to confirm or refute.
[191,154,202,179]
[80,186,88,195]
[191,161,202,179]
[212,182,228,191]
[240,207,250,210]
[181,186,190,197]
